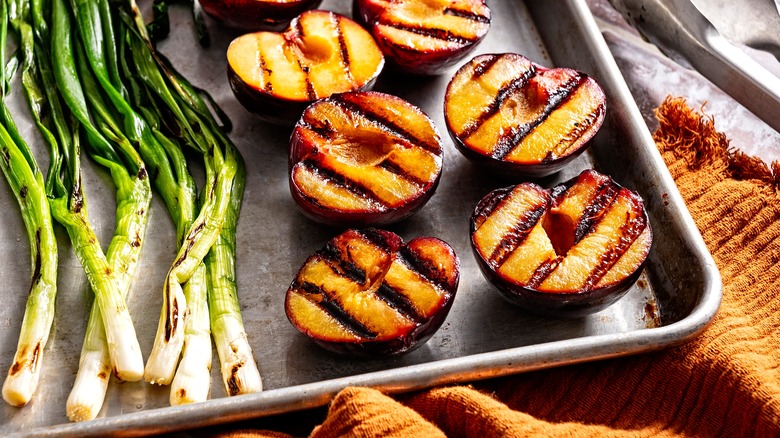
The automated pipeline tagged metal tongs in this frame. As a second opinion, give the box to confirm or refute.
[609,0,780,133]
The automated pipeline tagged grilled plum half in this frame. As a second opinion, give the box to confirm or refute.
[470,169,652,317]
[353,0,491,75]
[227,10,385,125]
[199,0,322,30]
[289,91,444,227]
[286,229,459,356]
[445,53,606,178]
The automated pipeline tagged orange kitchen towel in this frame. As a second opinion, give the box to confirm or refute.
[221,97,780,437]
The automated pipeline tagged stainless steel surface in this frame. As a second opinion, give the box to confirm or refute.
[610,0,780,133]
[693,0,780,60]
[0,0,721,436]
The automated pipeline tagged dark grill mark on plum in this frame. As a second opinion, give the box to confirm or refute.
[526,258,561,289]
[489,203,547,268]
[319,244,369,285]
[259,56,273,92]
[301,159,387,207]
[460,66,537,139]
[443,7,490,23]
[357,228,396,252]
[302,114,337,140]
[573,183,620,245]
[334,15,355,87]
[295,281,377,339]
[333,96,441,154]
[551,103,605,157]
[471,54,500,78]
[471,186,514,232]
[582,207,648,290]
[493,75,586,160]
[378,160,427,186]
[397,247,449,293]
[375,283,424,323]
[294,20,316,100]
[376,19,475,45]
[30,229,42,293]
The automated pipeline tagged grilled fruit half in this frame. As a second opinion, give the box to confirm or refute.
[286,229,460,356]
[227,10,385,125]
[470,169,652,317]
[445,53,606,178]
[353,0,491,75]
[199,0,322,30]
[289,91,444,226]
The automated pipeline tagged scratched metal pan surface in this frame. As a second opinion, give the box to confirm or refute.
[0,0,721,436]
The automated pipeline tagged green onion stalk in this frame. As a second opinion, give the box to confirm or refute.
[62,0,228,397]
[0,0,58,407]
[123,1,261,395]
[47,0,158,420]
[118,45,211,405]
[48,0,210,414]
[4,0,151,412]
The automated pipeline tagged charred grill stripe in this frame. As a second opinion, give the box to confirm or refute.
[227,363,243,396]
[30,229,42,293]
[301,159,388,207]
[332,97,440,154]
[319,245,369,285]
[298,120,336,140]
[443,7,490,23]
[376,19,476,45]
[31,342,40,369]
[334,14,355,87]
[378,160,427,186]
[460,66,537,139]
[472,54,501,78]
[357,229,395,252]
[493,75,586,160]
[551,103,605,157]
[488,204,547,267]
[396,247,450,293]
[375,283,425,323]
[573,183,620,244]
[295,281,377,339]
[526,258,561,289]
[582,209,648,290]
[295,19,316,100]
[259,55,273,92]
[72,174,84,213]
[471,187,514,233]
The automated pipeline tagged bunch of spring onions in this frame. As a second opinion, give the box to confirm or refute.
[3,0,155,406]
[0,0,58,407]
[0,0,261,419]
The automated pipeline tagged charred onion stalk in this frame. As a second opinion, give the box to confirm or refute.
[118,49,212,405]
[47,0,158,420]
[124,0,261,395]
[0,0,59,407]
[3,0,150,413]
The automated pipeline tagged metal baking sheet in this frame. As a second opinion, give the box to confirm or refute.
[0,0,722,436]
